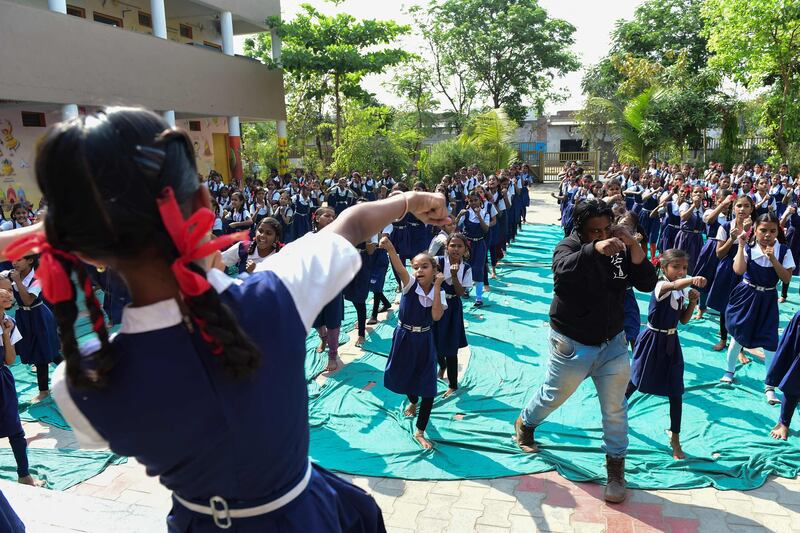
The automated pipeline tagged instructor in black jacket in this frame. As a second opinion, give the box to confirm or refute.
[514,200,657,503]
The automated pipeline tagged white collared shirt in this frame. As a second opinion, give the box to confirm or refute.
[654,280,688,310]
[442,255,473,289]
[12,269,40,296]
[401,279,448,310]
[748,242,795,270]
[466,208,490,224]
[0,315,22,346]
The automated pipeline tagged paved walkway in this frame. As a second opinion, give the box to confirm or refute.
[3,183,798,532]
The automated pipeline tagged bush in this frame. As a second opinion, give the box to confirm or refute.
[425,138,484,182]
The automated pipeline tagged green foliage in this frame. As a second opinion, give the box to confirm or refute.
[241,122,278,176]
[417,0,578,125]
[425,138,483,182]
[330,106,418,177]
[702,0,800,161]
[459,109,518,172]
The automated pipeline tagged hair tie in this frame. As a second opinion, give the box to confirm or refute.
[5,234,78,304]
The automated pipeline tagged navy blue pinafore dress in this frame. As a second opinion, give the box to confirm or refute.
[463,213,488,282]
[291,197,312,239]
[432,258,469,361]
[767,309,800,395]
[673,207,705,273]
[692,213,725,287]
[657,202,681,253]
[384,281,439,398]
[707,222,742,313]
[725,244,788,351]
[631,285,685,397]
[13,273,60,366]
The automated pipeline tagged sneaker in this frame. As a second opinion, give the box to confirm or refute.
[473,300,484,308]
[720,372,734,383]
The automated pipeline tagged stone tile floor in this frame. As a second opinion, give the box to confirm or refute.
[2,185,798,532]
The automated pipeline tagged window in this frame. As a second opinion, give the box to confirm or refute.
[204,41,223,51]
[66,5,85,18]
[138,11,152,28]
[21,112,46,128]
[93,12,124,28]
[179,24,193,40]
[188,121,202,132]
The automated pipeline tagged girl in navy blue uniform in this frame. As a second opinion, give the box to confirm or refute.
[291,186,313,239]
[220,217,282,275]
[766,308,800,440]
[344,200,377,348]
[691,191,732,320]
[327,177,356,216]
[721,213,795,407]
[5,256,61,399]
[627,250,706,460]
[652,184,684,253]
[222,192,252,235]
[367,223,393,326]
[706,195,754,351]
[274,192,294,244]
[456,192,490,307]
[0,289,44,488]
[673,186,706,273]
[379,237,446,450]
[433,233,472,397]
[8,108,449,532]
[638,177,663,260]
[249,188,271,239]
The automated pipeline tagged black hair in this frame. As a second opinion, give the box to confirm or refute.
[446,232,470,259]
[659,249,689,271]
[573,200,614,235]
[10,203,27,218]
[35,107,260,389]
[313,206,335,231]
[247,217,282,255]
[749,212,787,246]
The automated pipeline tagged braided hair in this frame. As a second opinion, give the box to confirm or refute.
[35,107,260,389]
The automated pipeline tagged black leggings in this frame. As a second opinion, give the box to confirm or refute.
[407,395,434,432]
[780,393,799,427]
[782,279,791,299]
[719,312,727,340]
[353,301,367,338]
[626,383,682,434]
[36,364,50,392]
[372,292,392,318]
[8,430,29,477]
[438,355,458,390]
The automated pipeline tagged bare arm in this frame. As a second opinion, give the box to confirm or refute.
[0,223,43,261]
[680,289,700,324]
[732,237,747,275]
[380,237,409,288]
[431,275,445,321]
[2,320,15,366]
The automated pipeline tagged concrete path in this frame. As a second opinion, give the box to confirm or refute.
[3,183,798,532]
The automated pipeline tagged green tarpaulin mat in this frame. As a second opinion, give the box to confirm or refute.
[307,224,800,490]
[0,448,126,491]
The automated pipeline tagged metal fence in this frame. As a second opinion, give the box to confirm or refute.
[514,146,600,182]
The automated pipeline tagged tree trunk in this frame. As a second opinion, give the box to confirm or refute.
[334,74,342,149]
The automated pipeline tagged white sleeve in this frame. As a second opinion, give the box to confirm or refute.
[253,231,361,332]
[716,225,728,241]
[221,243,241,267]
[782,247,796,271]
[461,267,474,289]
[381,224,393,236]
[654,280,672,301]
[439,290,448,311]
[402,278,415,294]
[8,321,21,345]
[51,361,109,450]
[702,209,714,223]
[679,203,691,214]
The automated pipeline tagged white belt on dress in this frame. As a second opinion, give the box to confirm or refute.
[647,323,677,335]
[398,321,431,333]
[172,462,312,529]
[444,294,459,299]
[744,280,775,292]
[19,302,44,311]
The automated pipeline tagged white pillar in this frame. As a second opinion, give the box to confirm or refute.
[221,11,234,56]
[150,0,167,39]
[48,0,67,13]
[62,104,79,121]
[228,116,240,138]
[271,30,289,175]
[163,110,176,127]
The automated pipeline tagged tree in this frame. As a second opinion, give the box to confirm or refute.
[459,109,518,172]
[248,4,412,148]
[389,61,439,161]
[241,122,278,176]
[425,0,578,124]
[702,0,800,161]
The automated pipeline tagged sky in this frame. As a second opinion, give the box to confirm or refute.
[235,0,643,114]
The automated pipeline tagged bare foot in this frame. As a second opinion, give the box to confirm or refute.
[32,391,50,403]
[18,475,44,487]
[738,352,750,365]
[414,430,433,449]
[770,423,789,440]
[490,271,497,279]
[712,339,727,351]
[442,387,457,398]
[316,339,327,354]
[325,357,338,372]
[404,403,417,417]
[693,309,704,320]
[779,297,787,304]
[669,432,686,460]
[355,336,365,348]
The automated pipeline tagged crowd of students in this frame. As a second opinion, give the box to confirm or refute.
[554,159,800,448]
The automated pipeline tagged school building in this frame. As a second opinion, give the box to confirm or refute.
[0,0,286,207]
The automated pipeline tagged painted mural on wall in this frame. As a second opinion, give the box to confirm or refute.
[0,112,49,213]
[177,117,228,176]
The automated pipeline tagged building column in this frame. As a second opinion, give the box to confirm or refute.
[271,29,289,176]
[221,11,242,184]
[48,0,79,121]
[150,0,174,126]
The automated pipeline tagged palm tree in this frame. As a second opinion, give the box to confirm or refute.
[459,108,518,171]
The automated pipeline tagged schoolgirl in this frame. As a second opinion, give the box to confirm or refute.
[473,184,499,279]
[249,188,271,238]
[364,172,377,201]
[291,186,313,240]
[721,212,794,407]
[349,172,366,199]
[627,250,706,459]
[327,177,356,216]
[456,192,490,307]
[12,108,447,531]
[770,175,788,218]
[519,164,532,221]
[433,233,472,397]
[274,192,294,244]
[637,177,663,259]
[553,176,579,236]
[673,186,706,273]
[379,237,446,450]
[0,204,31,232]
[87,266,131,327]
[753,177,777,217]
[4,255,60,399]
[765,308,800,440]
[221,217,283,275]
[615,212,645,349]
[652,183,685,253]
[344,200,376,348]
[407,182,435,258]
[210,198,224,237]
[706,194,755,351]
[222,191,252,235]
[367,223,394,326]
[217,185,231,211]
[624,173,646,213]
[779,186,800,302]
[691,190,732,319]
[0,289,43,487]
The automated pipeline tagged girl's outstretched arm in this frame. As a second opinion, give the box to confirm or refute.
[0,223,43,260]
[380,237,409,288]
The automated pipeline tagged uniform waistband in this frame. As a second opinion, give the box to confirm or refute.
[398,321,431,333]
[466,236,484,241]
[679,228,704,234]
[647,323,677,335]
[19,302,43,311]
[744,279,776,292]
[173,462,312,529]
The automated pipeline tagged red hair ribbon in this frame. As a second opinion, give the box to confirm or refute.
[157,187,249,352]
[5,233,79,305]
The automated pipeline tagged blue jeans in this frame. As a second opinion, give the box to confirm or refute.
[521,329,630,458]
